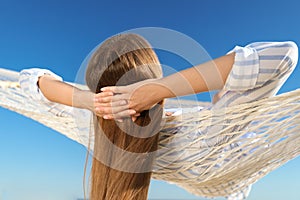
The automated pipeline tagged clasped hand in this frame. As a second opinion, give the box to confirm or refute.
[93,79,163,120]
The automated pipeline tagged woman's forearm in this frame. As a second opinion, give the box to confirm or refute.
[38,75,94,111]
[156,52,235,99]
[96,52,235,116]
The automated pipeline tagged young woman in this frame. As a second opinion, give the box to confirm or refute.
[21,34,164,200]
[19,34,298,200]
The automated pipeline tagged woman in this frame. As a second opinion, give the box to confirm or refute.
[21,34,164,200]
[20,34,298,199]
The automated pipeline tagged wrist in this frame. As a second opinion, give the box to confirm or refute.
[73,89,94,111]
[155,78,175,99]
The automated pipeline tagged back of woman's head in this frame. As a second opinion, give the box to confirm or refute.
[85,34,163,200]
[86,33,162,92]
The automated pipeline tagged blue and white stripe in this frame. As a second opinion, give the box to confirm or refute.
[218,41,298,107]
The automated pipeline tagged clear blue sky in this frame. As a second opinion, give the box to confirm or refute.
[0,0,300,199]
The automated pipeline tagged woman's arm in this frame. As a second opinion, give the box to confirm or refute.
[154,52,235,97]
[38,74,95,111]
[95,52,235,118]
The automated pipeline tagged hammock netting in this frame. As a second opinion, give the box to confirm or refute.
[1,68,299,200]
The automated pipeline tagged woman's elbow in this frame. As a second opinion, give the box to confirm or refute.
[284,41,298,69]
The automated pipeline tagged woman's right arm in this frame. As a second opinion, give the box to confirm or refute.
[95,52,235,118]
[153,52,235,97]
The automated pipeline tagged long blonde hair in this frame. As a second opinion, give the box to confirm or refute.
[85,34,163,200]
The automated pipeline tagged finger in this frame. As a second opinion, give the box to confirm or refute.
[96,95,114,103]
[95,94,129,103]
[133,113,141,117]
[113,109,137,119]
[101,86,125,94]
[94,92,114,103]
[103,109,136,119]
[94,92,114,100]
[94,100,128,108]
[95,104,131,115]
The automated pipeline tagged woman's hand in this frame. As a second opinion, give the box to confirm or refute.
[94,79,168,119]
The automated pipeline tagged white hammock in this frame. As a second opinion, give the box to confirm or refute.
[1,68,299,199]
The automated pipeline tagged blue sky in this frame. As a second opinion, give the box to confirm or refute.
[0,0,300,199]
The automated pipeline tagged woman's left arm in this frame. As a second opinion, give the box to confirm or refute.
[38,74,94,111]
[19,68,99,112]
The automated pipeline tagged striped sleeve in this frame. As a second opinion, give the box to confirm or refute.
[224,41,298,92]
[19,68,63,103]
[224,45,260,91]
[19,68,73,117]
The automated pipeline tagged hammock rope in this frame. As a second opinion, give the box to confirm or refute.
[1,68,299,199]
